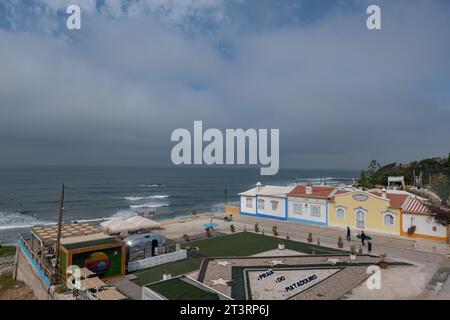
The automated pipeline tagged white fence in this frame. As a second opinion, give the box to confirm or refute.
[127,249,187,272]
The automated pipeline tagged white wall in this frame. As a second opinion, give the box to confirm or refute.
[256,195,286,218]
[287,197,327,224]
[240,196,256,214]
[402,213,447,239]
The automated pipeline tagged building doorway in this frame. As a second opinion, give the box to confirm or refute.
[356,210,365,229]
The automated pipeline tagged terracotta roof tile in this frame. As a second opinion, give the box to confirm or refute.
[370,192,409,208]
[288,185,339,199]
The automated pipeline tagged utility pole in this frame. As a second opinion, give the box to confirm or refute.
[52,183,65,284]
[224,187,228,206]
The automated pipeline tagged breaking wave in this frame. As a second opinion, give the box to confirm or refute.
[124,195,169,201]
[139,184,166,188]
[129,202,169,209]
[0,211,55,230]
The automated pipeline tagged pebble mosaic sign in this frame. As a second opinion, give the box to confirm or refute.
[257,269,274,281]
[284,274,318,293]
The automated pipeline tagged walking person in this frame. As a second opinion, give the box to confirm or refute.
[346,226,351,241]
[360,231,366,246]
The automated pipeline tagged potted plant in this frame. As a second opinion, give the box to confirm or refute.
[255,223,260,233]
[230,224,235,233]
[272,225,278,236]
[307,233,313,243]
[278,240,285,250]
[407,225,416,235]
[338,236,344,248]
[350,244,357,262]
[379,253,388,269]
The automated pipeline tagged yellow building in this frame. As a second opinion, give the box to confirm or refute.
[329,190,409,236]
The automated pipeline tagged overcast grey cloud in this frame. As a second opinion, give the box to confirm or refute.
[0,0,449,169]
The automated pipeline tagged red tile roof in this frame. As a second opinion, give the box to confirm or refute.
[369,192,409,208]
[288,185,342,199]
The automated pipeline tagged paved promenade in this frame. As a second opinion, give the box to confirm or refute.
[158,212,450,299]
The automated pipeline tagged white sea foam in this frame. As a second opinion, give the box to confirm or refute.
[129,202,169,209]
[71,218,109,223]
[0,211,55,230]
[139,184,165,188]
[124,195,169,201]
[110,210,138,219]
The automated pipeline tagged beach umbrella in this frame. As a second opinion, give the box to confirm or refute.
[126,216,161,229]
[203,221,219,230]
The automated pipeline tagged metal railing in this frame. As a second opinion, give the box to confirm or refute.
[18,234,56,285]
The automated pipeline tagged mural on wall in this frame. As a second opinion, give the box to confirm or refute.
[84,252,111,276]
[72,247,122,278]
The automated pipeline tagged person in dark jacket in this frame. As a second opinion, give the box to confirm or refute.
[360,231,366,246]
[346,226,351,241]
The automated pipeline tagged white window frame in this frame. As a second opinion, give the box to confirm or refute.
[336,207,345,221]
[310,205,321,217]
[257,199,265,210]
[246,197,253,209]
[293,203,302,215]
[271,200,279,211]
[383,212,395,226]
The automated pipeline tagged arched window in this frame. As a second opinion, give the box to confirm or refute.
[336,208,345,220]
[384,213,394,226]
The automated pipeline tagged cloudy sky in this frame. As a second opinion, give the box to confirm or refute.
[0,0,449,170]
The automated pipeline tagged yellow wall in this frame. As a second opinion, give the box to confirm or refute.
[329,191,401,235]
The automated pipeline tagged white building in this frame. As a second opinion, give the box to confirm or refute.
[401,197,448,241]
[239,182,295,220]
[287,185,347,226]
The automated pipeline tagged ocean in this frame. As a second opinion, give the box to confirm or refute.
[0,166,358,244]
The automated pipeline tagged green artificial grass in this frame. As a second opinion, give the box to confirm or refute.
[147,278,219,300]
[132,257,202,286]
[0,273,21,291]
[132,232,343,287]
[185,231,343,257]
[0,246,16,257]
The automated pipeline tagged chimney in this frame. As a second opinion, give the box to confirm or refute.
[256,181,263,194]
[381,188,387,199]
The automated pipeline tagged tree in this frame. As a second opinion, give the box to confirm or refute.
[367,159,381,186]
[358,170,372,189]
[432,176,450,208]
[447,153,450,178]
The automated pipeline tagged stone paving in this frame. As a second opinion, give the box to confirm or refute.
[157,213,450,299]
[198,254,382,299]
